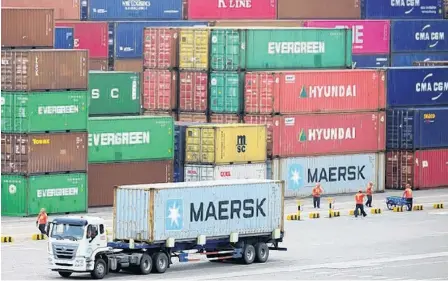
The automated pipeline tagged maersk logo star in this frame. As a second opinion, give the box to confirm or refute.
[288,164,304,191]
[290,168,302,186]
[165,199,183,231]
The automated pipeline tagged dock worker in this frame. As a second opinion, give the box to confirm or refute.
[354,190,367,218]
[36,208,48,235]
[365,182,373,207]
[403,183,413,211]
[312,183,324,209]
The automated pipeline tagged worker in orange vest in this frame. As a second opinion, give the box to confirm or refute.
[36,208,48,235]
[403,183,413,211]
[365,182,373,207]
[312,183,323,209]
[354,190,367,218]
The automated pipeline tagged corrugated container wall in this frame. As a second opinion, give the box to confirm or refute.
[184,163,267,182]
[143,70,177,111]
[179,71,208,112]
[1,8,54,48]
[273,112,386,157]
[210,72,244,113]
[88,161,173,207]
[352,54,390,68]
[2,0,81,20]
[209,114,241,123]
[391,20,448,52]
[55,27,74,49]
[277,0,361,19]
[1,133,88,175]
[187,0,276,19]
[1,50,88,91]
[362,0,444,19]
[413,60,448,67]
[113,180,284,242]
[210,20,305,27]
[143,28,179,69]
[243,115,273,157]
[179,28,210,70]
[174,124,187,182]
[178,113,208,123]
[391,53,448,66]
[89,59,108,71]
[113,60,143,72]
[273,153,385,198]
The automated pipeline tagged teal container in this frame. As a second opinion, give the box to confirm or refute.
[209,71,244,114]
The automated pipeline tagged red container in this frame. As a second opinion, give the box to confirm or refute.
[243,115,274,157]
[273,112,385,157]
[179,71,208,112]
[143,28,179,69]
[245,69,386,114]
[55,22,108,59]
[143,69,177,111]
[210,114,240,123]
[187,0,277,19]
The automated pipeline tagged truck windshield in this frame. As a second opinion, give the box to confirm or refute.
[50,223,85,241]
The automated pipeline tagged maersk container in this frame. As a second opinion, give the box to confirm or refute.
[391,52,448,66]
[391,20,448,52]
[361,0,444,19]
[81,0,182,21]
[184,163,267,182]
[386,67,448,107]
[54,27,74,49]
[1,91,88,133]
[88,116,174,163]
[272,153,385,198]
[386,107,448,150]
[210,72,244,113]
[89,71,141,116]
[352,54,390,68]
[113,179,284,242]
[1,173,87,217]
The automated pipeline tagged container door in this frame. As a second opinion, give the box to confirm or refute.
[1,93,14,132]
[210,29,244,71]
[210,72,241,113]
[200,165,214,181]
[1,175,28,216]
[185,128,201,163]
[200,128,215,163]
[184,165,201,181]
[179,29,209,70]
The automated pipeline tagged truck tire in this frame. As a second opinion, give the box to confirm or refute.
[90,258,107,279]
[138,253,152,275]
[241,244,256,265]
[254,242,269,263]
[152,252,168,273]
[58,271,72,278]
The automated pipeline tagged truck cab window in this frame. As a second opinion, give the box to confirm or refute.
[87,225,98,239]
[99,224,104,234]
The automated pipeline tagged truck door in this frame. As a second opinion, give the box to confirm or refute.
[86,224,101,248]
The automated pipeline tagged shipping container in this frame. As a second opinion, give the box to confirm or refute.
[143,111,177,119]
[184,163,267,182]
[243,115,273,157]
[178,112,208,123]
[113,179,284,242]
[272,153,385,198]
[352,54,390,68]
[88,116,174,163]
[391,20,448,52]
[1,94,14,132]
[89,59,109,71]
[179,28,210,70]
[89,71,141,116]
[386,67,448,107]
[386,107,448,150]
[245,69,385,115]
[273,112,386,157]
[1,91,88,133]
[1,132,88,175]
[391,52,448,66]
[1,173,87,217]
[88,161,172,207]
[1,50,88,91]
[414,60,448,66]
[143,28,179,69]
[179,71,208,112]
[304,20,390,54]
[209,114,241,123]
[187,0,276,19]
[112,21,207,59]
[278,0,361,19]
[54,27,74,49]
[1,8,54,48]
[210,72,244,113]
[210,20,305,27]
[174,123,188,182]
[361,0,444,19]
[113,59,143,72]
[2,0,80,20]
[55,22,108,59]
[142,69,177,111]
[185,124,266,164]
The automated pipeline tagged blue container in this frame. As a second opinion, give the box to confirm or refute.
[386,107,448,149]
[391,20,448,52]
[352,54,390,68]
[173,124,187,182]
[361,0,444,19]
[112,21,207,59]
[391,52,448,66]
[54,27,74,49]
[81,0,183,21]
[386,67,448,107]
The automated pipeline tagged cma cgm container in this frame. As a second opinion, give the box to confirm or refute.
[352,54,390,68]
[143,28,179,69]
[391,52,448,66]
[1,91,88,133]
[386,67,448,107]
[272,112,386,157]
[244,69,386,114]
[187,0,276,19]
[391,20,448,52]
[113,179,284,242]
[88,116,174,163]
[244,115,274,157]
[2,0,81,20]
[89,71,141,116]
[361,0,444,19]
[143,69,177,111]
[386,107,448,150]
[185,124,267,164]
[54,27,74,49]
[273,153,385,198]
[1,50,88,91]
[179,71,208,112]
[179,28,210,70]
[210,72,244,113]
[1,133,87,175]
[184,163,267,182]
[277,0,361,19]
[1,173,87,217]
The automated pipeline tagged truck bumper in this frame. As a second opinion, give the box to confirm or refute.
[48,256,94,272]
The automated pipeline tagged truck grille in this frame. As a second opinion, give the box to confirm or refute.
[52,244,78,260]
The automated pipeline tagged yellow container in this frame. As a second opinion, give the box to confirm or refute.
[179,28,209,70]
[185,124,267,164]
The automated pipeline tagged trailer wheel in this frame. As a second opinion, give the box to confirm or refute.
[152,252,168,273]
[58,271,72,278]
[254,243,269,263]
[90,258,107,279]
[241,244,256,265]
[138,253,152,275]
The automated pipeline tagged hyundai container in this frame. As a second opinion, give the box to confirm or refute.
[352,54,391,68]
[89,71,141,116]
[178,113,208,123]
[143,28,179,69]
[210,72,244,113]
[179,71,208,112]
[386,67,448,107]
[391,20,447,52]
[210,20,305,27]
[1,91,88,133]
[243,115,273,157]
[244,69,386,114]
[278,0,361,19]
[184,163,267,182]
[54,27,74,49]
[179,28,210,70]
[1,133,88,175]
[187,0,276,19]
[391,53,448,66]
[209,114,241,123]
[361,0,444,19]
[272,152,385,198]
[2,0,81,20]
[142,69,177,111]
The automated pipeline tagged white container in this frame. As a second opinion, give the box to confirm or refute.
[184,163,267,182]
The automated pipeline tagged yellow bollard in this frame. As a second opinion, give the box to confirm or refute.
[433,203,444,209]
[349,210,355,216]
[309,213,320,219]
[1,236,13,243]
[370,208,382,214]
[413,205,423,211]
[31,234,47,240]
[393,206,404,212]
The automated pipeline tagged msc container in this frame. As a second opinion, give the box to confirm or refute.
[386,107,448,150]
[1,173,87,217]
[185,124,266,164]
[210,72,244,113]
[143,28,179,69]
[179,28,210,70]
[210,20,305,27]
[245,69,386,115]
[272,153,385,198]
[142,69,177,111]
[113,179,284,242]
[361,0,444,19]
[178,113,208,123]
[187,0,276,19]
[391,52,448,67]
[209,114,241,123]
[89,71,141,116]
[1,132,88,175]
[88,160,173,207]
[273,112,386,157]
[184,163,267,182]
[1,50,88,91]
[2,0,81,20]
[278,0,361,19]
[391,20,448,52]
[352,54,390,68]
[386,67,448,107]
[179,71,208,112]
[1,91,88,133]
[55,27,74,49]
[243,115,273,157]
[88,116,174,163]
[1,8,54,48]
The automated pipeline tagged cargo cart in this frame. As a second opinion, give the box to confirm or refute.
[386,196,411,211]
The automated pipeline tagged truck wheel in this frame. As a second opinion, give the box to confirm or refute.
[254,243,269,263]
[90,258,107,279]
[138,253,152,275]
[152,252,168,273]
[241,244,256,265]
[58,271,72,278]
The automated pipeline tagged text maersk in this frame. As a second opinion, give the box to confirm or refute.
[308,165,366,183]
[88,132,150,146]
[38,106,79,115]
[268,42,325,54]
[416,81,448,92]
[190,198,266,222]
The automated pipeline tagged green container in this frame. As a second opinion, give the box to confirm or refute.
[210,29,247,71]
[88,116,174,163]
[1,173,87,217]
[89,71,141,116]
[209,71,244,113]
[1,91,88,133]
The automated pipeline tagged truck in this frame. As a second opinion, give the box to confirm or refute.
[47,179,287,279]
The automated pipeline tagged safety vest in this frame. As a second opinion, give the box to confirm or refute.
[312,187,322,197]
[37,213,47,225]
[404,188,413,199]
[366,186,373,195]
[355,193,365,204]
